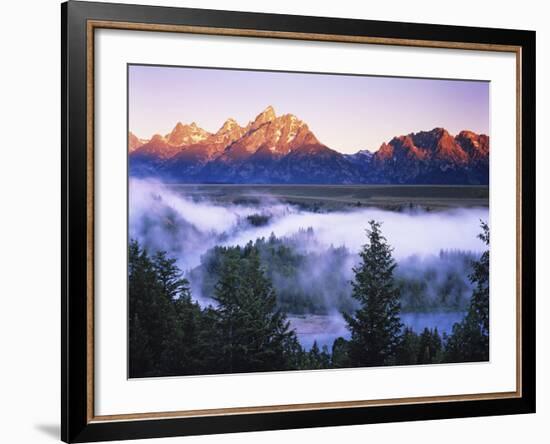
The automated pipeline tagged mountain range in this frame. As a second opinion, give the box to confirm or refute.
[129,106,489,185]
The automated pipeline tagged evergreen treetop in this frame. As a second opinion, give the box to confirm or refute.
[344,220,403,367]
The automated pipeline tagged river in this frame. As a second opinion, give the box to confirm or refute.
[287,311,466,351]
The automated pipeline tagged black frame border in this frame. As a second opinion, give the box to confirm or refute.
[62,1,536,442]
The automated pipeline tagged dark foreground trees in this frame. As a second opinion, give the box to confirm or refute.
[129,220,490,377]
[129,241,206,377]
[444,221,490,362]
[209,243,299,373]
[129,240,301,377]
[343,220,403,367]
[338,220,488,368]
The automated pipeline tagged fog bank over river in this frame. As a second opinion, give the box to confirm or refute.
[129,179,488,270]
[129,179,487,349]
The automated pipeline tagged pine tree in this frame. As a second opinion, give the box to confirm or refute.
[211,248,242,373]
[331,337,351,368]
[129,240,216,377]
[212,244,298,373]
[152,250,190,301]
[150,250,191,373]
[343,220,403,367]
[396,327,420,365]
[128,240,179,377]
[444,222,490,363]
[128,240,153,376]
[307,341,331,369]
[469,221,490,337]
[417,328,442,364]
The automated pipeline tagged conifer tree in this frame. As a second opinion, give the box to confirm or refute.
[212,244,298,373]
[417,328,442,364]
[469,221,490,337]
[307,341,331,369]
[331,337,351,368]
[444,222,490,362]
[211,248,242,373]
[152,250,190,301]
[151,250,208,374]
[343,220,403,367]
[128,240,179,377]
[396,327,420,365]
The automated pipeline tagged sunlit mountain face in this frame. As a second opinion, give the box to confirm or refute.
[129,106,489,185]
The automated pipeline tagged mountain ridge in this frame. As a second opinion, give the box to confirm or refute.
[129,107,489,185]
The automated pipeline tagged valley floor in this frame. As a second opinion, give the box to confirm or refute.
[164,184,489,211]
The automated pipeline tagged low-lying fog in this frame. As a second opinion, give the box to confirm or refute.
[129,178,488,350]
[130,179,487,268]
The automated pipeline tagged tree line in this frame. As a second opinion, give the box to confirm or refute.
[192,232,476,316]
[129,221,489,378]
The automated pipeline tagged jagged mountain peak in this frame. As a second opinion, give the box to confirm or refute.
[366,127,489,184]
[457,129,478,139]
[455,130,490,159]
[251,105,277,129]
[218,117,241,133]
[260,105,276,117]
[166,121,210,146]
[150,133,167,143]
[129,112,489,185]
[220,108,321,159]
[128,131,145,152]
[411,128,468,163]
[429,127,450,136]
[131,133,184,161]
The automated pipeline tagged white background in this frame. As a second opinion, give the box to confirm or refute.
[95,29,517,416]
[0,0,547,443]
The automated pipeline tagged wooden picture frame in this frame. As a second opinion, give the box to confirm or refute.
[62,1,536,442]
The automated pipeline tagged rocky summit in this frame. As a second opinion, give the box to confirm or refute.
[129,107,489,185]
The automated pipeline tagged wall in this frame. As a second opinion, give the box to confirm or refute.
[0,0,546,443]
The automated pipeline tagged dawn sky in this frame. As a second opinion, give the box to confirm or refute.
[129,65,489,154]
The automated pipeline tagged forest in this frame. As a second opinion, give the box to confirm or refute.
[128,220,489,378]
[189,229,478,315]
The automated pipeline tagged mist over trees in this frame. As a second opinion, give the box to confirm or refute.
[191,232,355,315]
[129,221,490,377]
[190,232,478,316]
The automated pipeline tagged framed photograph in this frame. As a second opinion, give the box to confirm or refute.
[61,1,535,442]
